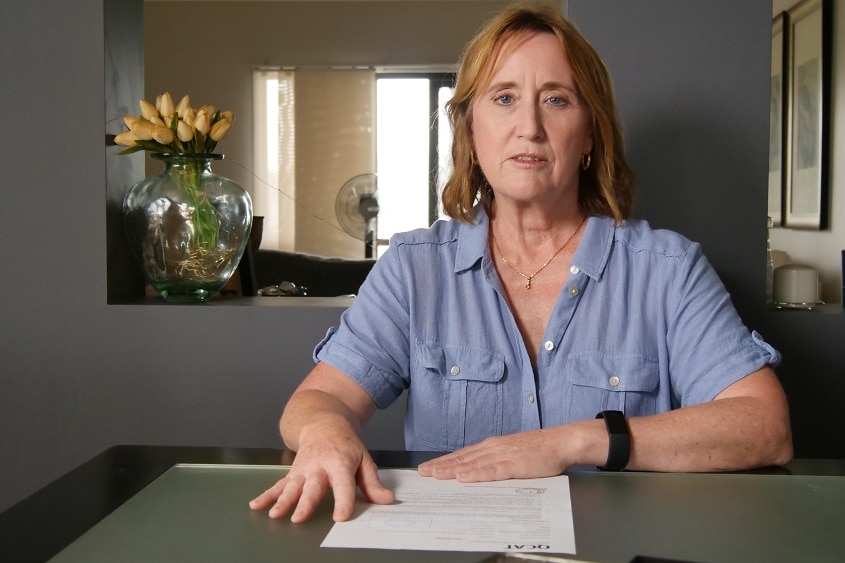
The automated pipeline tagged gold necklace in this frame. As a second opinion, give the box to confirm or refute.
[493,215,587,290]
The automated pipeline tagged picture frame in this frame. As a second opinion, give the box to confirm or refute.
[783,0,832,229]
[767,12,787,227]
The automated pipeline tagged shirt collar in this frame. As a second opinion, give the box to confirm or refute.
[454,205,490,273]
[571,215,616,281]
[454,205,617,280]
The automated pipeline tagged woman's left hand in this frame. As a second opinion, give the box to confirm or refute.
[417,425,594,482]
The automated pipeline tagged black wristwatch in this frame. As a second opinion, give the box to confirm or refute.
[595,410,631,471]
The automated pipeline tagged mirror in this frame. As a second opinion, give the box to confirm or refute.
[143,0,519,260]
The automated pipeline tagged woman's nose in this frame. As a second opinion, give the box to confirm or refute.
[515,103,544,140]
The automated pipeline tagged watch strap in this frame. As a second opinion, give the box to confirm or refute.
[596,410,630,471]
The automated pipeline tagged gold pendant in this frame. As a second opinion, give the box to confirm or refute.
[525,278,532,290]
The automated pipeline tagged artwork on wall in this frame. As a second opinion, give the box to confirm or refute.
[781,0,832,230]
[768,12,786,227]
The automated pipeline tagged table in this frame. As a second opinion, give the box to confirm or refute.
[1,446,844,563]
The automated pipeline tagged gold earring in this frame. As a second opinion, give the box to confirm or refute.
[581,153,591,171]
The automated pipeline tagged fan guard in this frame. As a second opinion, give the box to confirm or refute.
[335,173,379,257]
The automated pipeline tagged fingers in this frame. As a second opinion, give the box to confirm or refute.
[248,461,391,523]
[247,472,326,522]
[417,436,545,482]
[357,455,395,506]
[289,474,328,523]
[248,480,285,511]
[419,451,487,481]
[329,454,396,521]
[418,444,488,480]
[327,472,359,522]
[452,458,515,482]
[417,455,459,478]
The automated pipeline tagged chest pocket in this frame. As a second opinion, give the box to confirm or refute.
[411,341,506,451]
[563,354,659,421]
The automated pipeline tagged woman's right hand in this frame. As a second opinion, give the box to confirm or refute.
[249,425,394,522]
[249,362,395,523]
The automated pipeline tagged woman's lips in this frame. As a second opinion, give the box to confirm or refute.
[510,154,547,165]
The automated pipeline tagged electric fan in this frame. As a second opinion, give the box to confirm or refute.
[335,173,380,258]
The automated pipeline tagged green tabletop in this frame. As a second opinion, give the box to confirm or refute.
[48,462,845,563]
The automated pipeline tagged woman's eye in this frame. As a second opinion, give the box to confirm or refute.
[495,94,514,105]
[548,95,568,106]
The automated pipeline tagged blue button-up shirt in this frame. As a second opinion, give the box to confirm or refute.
[315,208,780,451]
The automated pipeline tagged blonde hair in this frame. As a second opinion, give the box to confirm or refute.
[441,1,635,223]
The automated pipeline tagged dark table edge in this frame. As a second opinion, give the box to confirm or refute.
[1,445,843,562]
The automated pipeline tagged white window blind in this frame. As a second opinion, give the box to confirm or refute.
[253,68,376,256]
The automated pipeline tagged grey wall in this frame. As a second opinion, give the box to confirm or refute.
[1,0,843,515]
[567,0,845,462]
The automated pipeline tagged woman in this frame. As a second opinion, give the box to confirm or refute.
[250,2,792,523]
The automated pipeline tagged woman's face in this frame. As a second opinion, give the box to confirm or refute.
[471,32,593,207]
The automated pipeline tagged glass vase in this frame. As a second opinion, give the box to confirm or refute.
[123,153,253,303]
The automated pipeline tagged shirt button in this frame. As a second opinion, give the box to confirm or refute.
[568,286,579,297]
[527,393,535,403]
[544,341,554,351]
[570,266,580,275]
[450,365,460,376]
[609,375,620,387]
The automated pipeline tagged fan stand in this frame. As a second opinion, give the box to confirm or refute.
[359,195,379,258]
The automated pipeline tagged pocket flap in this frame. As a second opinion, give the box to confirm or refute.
[416,341,505,383]
[567,354,658,392]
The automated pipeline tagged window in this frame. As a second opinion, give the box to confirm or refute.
[375,74,454,256]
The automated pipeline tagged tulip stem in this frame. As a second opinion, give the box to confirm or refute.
[178,158,220,251]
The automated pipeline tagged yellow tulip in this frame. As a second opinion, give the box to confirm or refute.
[114,131,139,147]
[158,92,175,118]
[176,120,194,143]
[175,95,191,117]
[194,111,210,136]
[131,119,156,141]
[123,115,140,130]
[139,99,159,122]
[118,94,232,158]
[152,125,175,145]
[182,108,196,126]
[209,118,232,142]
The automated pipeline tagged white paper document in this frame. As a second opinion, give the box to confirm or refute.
[321,469,576,554]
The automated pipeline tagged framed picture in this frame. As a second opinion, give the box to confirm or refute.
[767,12,786,226]
[783,0,832,229]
